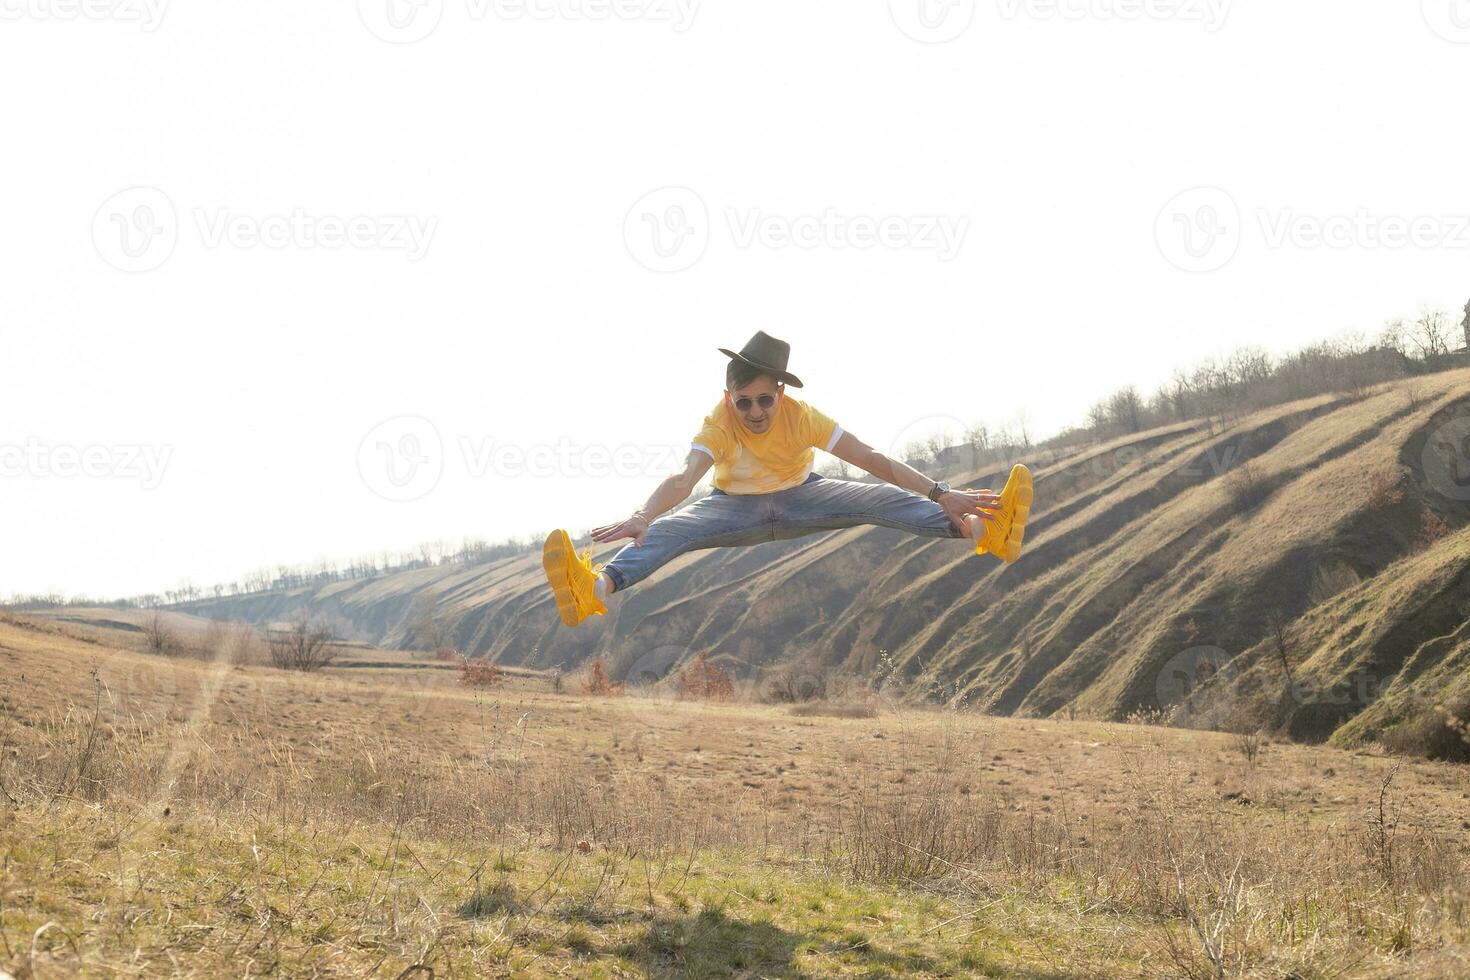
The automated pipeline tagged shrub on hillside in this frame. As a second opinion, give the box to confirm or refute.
[143,608,175,655]
[677,651,734,702]
[1365,468,1405,509]
[458,658,504,689]
[583,658,624,697]
[1413,510,1451,554]
[758,657,828,703]
[267,616,338,672]
[788,698,879,719]
[1224,459,1269,512]
[1380,696,1470,763]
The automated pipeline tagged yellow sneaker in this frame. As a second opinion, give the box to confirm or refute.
[976,464,1033,564]
[543,529,607,627]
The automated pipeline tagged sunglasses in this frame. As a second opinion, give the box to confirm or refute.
[732,393,777,413]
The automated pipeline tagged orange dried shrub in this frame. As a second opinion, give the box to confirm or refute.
[458,658,504,688]
[583,658,624,697]
[678,651,734,702]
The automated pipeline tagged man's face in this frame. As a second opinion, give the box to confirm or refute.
[726,376,783,434]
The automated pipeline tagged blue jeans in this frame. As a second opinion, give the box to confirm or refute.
[601,473,965,592]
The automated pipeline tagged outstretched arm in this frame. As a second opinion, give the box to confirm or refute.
[829,431,999,531]
[590,450,714,546]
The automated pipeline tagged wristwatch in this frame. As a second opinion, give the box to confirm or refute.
[927,481,950,502]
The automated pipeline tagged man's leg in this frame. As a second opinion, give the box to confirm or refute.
[768,475,974,541]
[600,491,776,594]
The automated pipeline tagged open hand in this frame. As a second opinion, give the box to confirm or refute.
[938,489,1001,533]
[590,513,651,546]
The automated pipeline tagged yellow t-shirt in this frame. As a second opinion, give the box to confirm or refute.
[691,396,843,495]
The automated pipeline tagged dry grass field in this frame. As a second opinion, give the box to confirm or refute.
[2,613,1468,977]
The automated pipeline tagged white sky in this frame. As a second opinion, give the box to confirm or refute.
[3,0,1468,599]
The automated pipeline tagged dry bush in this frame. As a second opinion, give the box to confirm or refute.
[433,646,459,662]
[1223,459,1268,511]
[582,658,623,697]
[1380,695,1470,763]
[1125,707,1168,727]
[266,617,338,672]
[1413,509,1451,554]
[676,651,734,702]
[757,657,829,703]
[458,658,504,689]
[1230,729,1265,766]
[1308,561,1361,605]
[142,608,174,655]
[788,699,879,719]
[1365,467,1406,508]
[204,619,261,665]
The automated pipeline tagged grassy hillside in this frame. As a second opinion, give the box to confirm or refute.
[176,370,1470,751]
[2,615,1468,976]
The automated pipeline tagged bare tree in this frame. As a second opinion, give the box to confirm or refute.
[1265,610,1295,688]
[267,616,338,672]
[142,606,174,655]
[823,456,854,480]
[406,593,453,655]
[1107,386,1144,433]
[1462,299,1470,352]
[1378,318,1408,357]
[1410,308,1452,359]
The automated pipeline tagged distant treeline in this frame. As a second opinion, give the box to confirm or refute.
[892,304,1469,473]
[2,535,545,611]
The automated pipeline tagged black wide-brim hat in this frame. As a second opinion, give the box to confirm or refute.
[718,330,804,388]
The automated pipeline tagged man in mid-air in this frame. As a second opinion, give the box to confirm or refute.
[543,331,1032,626]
